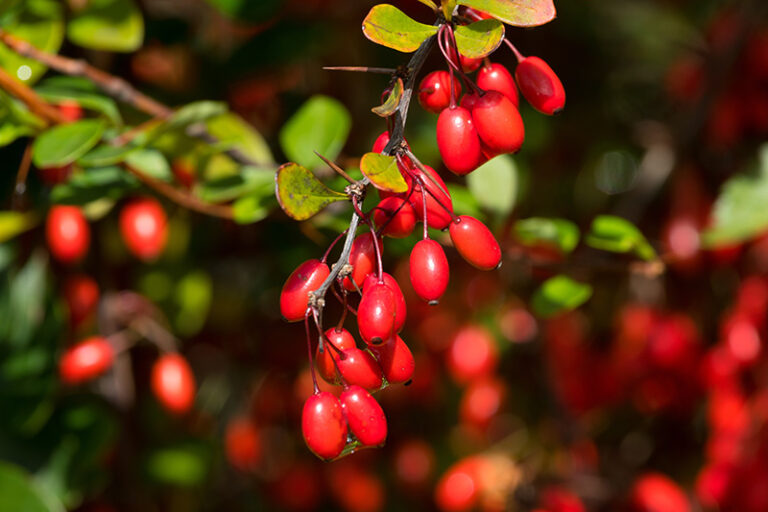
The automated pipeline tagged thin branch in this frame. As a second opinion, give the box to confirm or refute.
[323,66,396,74]
[0,28,262,167]
[12,143,33,210]
[0,66,65,124]
[122,163,234,219]
[314,151,356,184]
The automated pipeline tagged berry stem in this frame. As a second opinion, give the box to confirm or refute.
[304,313,319,394]
[404,149,460,222]
[321,229,350,263]
[444,24,484,96]
[503,38,525,63]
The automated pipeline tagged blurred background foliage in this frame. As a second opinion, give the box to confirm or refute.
[1,0,768,511]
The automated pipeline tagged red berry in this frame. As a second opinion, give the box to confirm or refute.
[407,164,454,230]
[317,327,356,384]
[363,272,406,332]
[418,70,462,114]
[225,418,262,472]
[301,391,348,460]
[459,376,505,428]
[477,62,519,106]
[59,336,114,385]
[342,232,382,291]
[62,274,99,328]
[171,158,196,188]
[629,473,690,512]
[409,239,450,304]
[449,215,502,270]
[280,259,330,322]
[119,198,168,261]
[434,458,481,511]
[436,106,484,175]
[373,196,416,238]
[393,439,435,489]
[460,54,483,73]
[58,100,83,122]
[447,325,498,383]
[340,385,387,446]
[371,335,415,384]
[46,205,90,264]
[358,282,397,346]
[372,130,390,153]
[515,56,566,115]
[151,353,196,414]
[461,91,524,155]
[336,347,383,391]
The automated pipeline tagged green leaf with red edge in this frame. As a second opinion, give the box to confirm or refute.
[360,153,408,194]
[362,4,438,53]
[454,19,505,58]
[371,78,403,117]
[275,163,346,221]
[456,0,556,27]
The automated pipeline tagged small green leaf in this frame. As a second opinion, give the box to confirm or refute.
[360,153,408,193]
[466,154,517,215]
[457,0,556,27]
[145,443,210,487]
[0,91,45,147]
[532,275,592,318]
[78,143,138,167]
[197,167,274,203]
[0,0,64,85]
[0,461,64,512]
[702,145,768,247]
[275,163,346,221]
[585,215,656,261]
[205,113,274,166]
[125,149,171,181]
[175,271,212,337]
[279,95,351,170]
[0,211,39,243]
[168,101,228,129]
[362,4,439,53]
[32,119,105,168]
[372,78,403,118]
[52,166,137,205]
[454,19,505,58]
[515,217,579,253]
[232,193,275,225]
[67,0,144,52]
[35,82,122,126]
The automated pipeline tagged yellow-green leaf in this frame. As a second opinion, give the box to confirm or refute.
[371,78,403,117]
[275,163,346,221]
[532,275,592,318]
[454,19,504,58]
[585,215,657,261]
[67,0,144,52]
[0,211,39,243]
[359,153,408,194]
[362,4,438,53]
[457,0,556,27]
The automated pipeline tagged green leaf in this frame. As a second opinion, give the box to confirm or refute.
[175,271,212,336]
[0,211,39,243]
[702,145,768,247]
[205,113,274,166]
[359,153,408,193]
[125,149,171,181]
[372,78,403,118]
[415,0,439,11]
[515,217,579,253]
[454,19,505,58]
[532,275,592,318]
[145,442,210,487]
[585,215,657,261]
[279,95,351,170]
[0,461,64,512]
[167,101,228,130]
[232,193,275,225]
[197,167,274,203]
[442,0,458,20]
[466,154,517,215]
[51,166,137,205]
[32,120,105,168]
[0,90,45,147]
[456,0,556,27]
[35,81,122,126]
[362,4,438,53]
[275,163,346,221]
[0,0,64,85]
[77,143,138,167]
[2,251,47,347]
[67,0,144,52]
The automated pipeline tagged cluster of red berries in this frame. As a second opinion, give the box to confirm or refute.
[45,197,168,265]
[418,8,565,175]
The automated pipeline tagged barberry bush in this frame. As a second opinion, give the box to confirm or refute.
[1,0,768,511]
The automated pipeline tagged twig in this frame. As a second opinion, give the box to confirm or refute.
[323,66,397,74]
[12,143,33,210]
[122,163,234,219]
[0,28,262,167]
[314,151,356,184]
[0,66,65,124]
